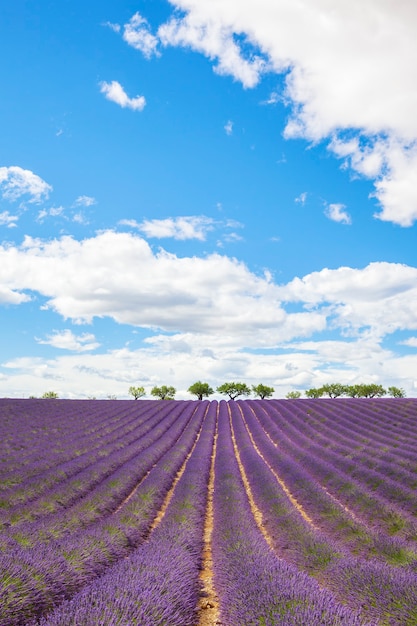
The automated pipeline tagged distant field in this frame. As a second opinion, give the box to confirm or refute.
[1,397,417,625]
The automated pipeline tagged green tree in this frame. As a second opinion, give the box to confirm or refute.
[286,390,302,399]
[188,381,214,401]
[151,385,176,400]
[128,385,146,400]
[305,387,324,398]
[345,385,362,398]
[321,383,347,398]
[358,384,386,398]
[217,382,251,401]
[252,384,274,399]
[388,386,406,398]
[41,391,59,399]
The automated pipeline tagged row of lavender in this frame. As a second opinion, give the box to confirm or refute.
[1,402,191,532]
[0,399,164,506]
[0,399,166,495]
[261,399,417,542]
[231,399,417,623]
[2,397,417,624]
[34,399,417,623]
[0,399,208,624]
[33,401,217,625]
[211,400,365,625]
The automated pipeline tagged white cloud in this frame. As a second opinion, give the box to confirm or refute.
[36,329,100,352]
[0,286,30,305]
[133,1,417,225]
[330,136,417,227]
[36,206,65,222]
[0,232,417,397]
[37,209,48,222]
[324,203,351,225]
[74,195,96,207]
[0,166,52,203]
[99,81,146,111]
[224,218,244,229]
[3,332,417,400]
[2,232,417,397]
[372,142,417,227]
[0,211,18,227]
[222,232,244,243]
[400,337,417,348]
[72,212,89,225]
[278,262,417,340]
[158,12,267,88]
[103,21,121,33]
[119,218,141,229]
[157,1,416,136]
[135,216,215,240]
[0,231,324,339]
[123,12,159,58]
[1,232,417,346]
[120,216,243,242]
[224,120,233,135]
[295,192,307,205]
[262,91,280,105]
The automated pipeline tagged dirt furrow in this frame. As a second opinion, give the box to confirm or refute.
[228,404,276,551]
[247,403,362,527]
[148,406,205,533]
[198,405,221,626]
[242,404,318,529]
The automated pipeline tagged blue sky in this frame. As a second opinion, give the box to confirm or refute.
[1,0,417,399]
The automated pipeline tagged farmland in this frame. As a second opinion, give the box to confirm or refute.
[1,398,417,624]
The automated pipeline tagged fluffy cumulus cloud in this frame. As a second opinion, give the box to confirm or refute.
[324,203,351,225]
[278,262,417,340]
[0,211,18,228]
[0,166,52,203]
[330,136,417,227]
[158,12,267,88]
[123,1,417,226]
[400,337,417,348]
[99,80,146,111]
[122,12,160,58]
[0,285,30,305]
[1,231,417,344]
[36,329,100,352]
[0,231,323,340]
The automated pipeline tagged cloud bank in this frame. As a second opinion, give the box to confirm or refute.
[1,231,416,397]
[1,231,417,343]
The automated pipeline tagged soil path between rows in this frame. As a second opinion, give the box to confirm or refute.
[198,407,221,626]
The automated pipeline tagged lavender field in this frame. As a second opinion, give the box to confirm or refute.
[1,397,417,625]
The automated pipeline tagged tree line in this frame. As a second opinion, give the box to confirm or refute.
[128,382,275,401]
[36,381,406,400]
[287,383,406,399]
